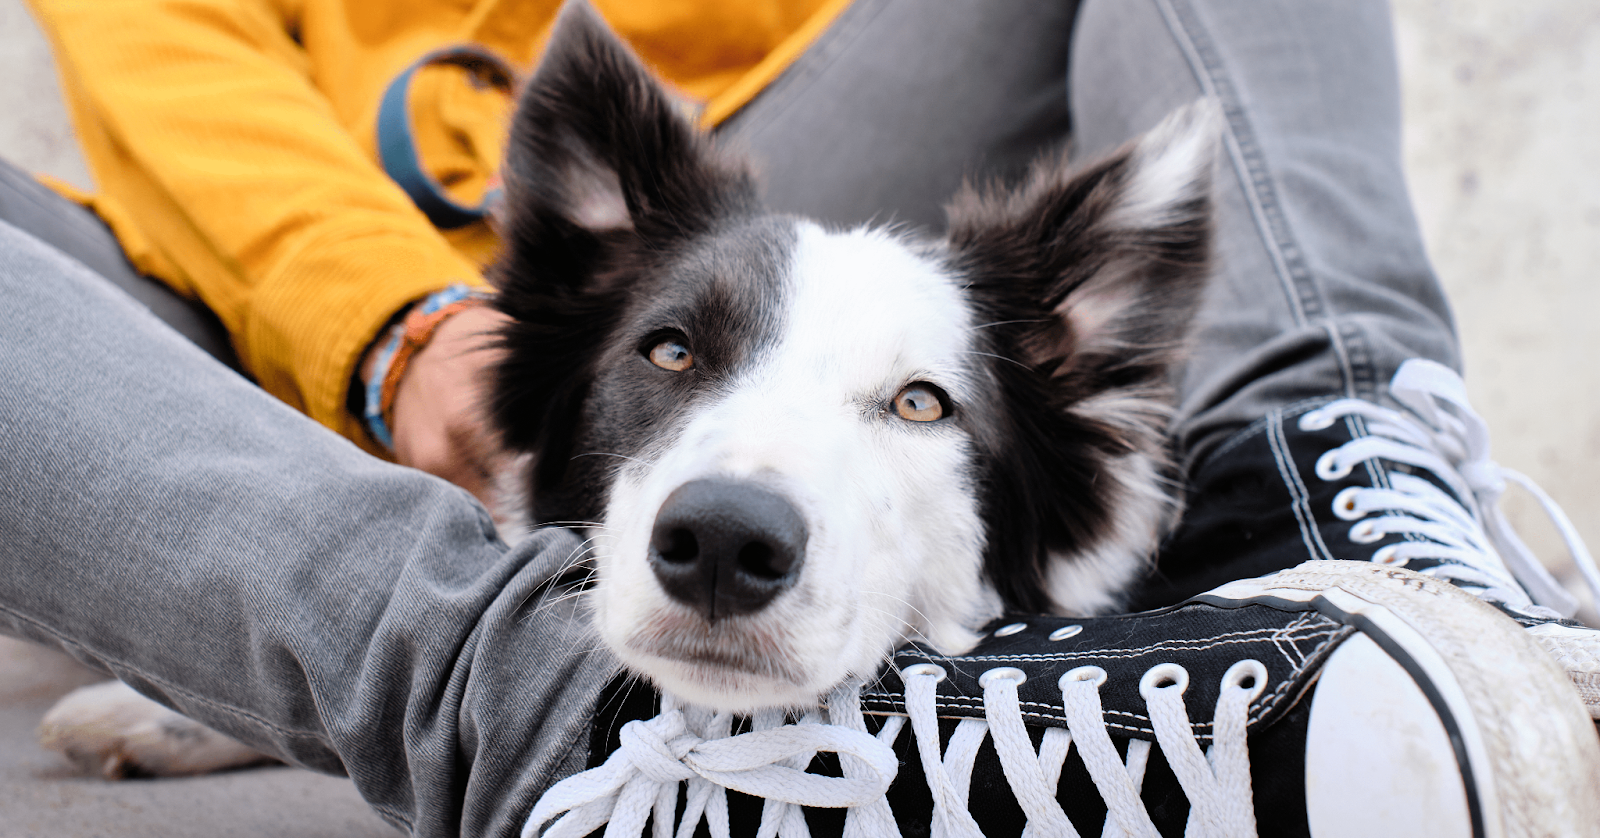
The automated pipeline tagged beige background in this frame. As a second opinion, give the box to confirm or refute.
[0,0,1597,833]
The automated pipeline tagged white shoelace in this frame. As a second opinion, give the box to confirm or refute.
[1297,358,1600,619]
[525,661,1268,837]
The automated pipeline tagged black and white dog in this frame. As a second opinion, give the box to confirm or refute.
[487,5,1216,712]
[39,2,1216,773]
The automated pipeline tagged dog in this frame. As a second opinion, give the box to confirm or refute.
[484,4,1216,711]
[39,1,1217,774]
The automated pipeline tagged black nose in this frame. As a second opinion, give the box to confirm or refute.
[648,479,808,622]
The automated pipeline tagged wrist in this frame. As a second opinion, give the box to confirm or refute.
[359,284,491,450]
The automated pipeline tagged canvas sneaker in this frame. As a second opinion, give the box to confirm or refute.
[1138,359,1600,714]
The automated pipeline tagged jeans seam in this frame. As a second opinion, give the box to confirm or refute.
[1151,0,1392,417]
[1324,320,1360,400]
[1,602,331,743]
[1335,318,1381,401]
[1154,0,1325,326]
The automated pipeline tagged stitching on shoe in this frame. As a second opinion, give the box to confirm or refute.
[1188,395,1338,475]
[923,622,1343,664]
[1270,411,1337,562]
[863,614,1350,741]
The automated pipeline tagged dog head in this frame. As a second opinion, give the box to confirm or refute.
[489,2,1217,711]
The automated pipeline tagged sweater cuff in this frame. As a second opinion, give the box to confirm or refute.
[243,227,489,456]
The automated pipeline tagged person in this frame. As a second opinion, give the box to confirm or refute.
[4,0,1600,835]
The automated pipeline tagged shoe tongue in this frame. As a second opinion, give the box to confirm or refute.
[864,599,1352,741]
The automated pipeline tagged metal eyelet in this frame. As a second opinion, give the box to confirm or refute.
[1372,544,1407,566]
[1332,486,1365,521]
[978,667,1028,689]
[1060,665,1107,689]
[1222,659,1269,702]
[1299,410,1335,431]
[901,663,948,683]
[1316,449,1353,480]
[993,622,1028,638]
[1349,519,1383,544]
[1048,625,1084,641]
[1139,663,1190,698]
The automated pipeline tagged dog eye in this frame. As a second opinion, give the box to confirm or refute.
[647,337,694,372]
[894,383,947,422]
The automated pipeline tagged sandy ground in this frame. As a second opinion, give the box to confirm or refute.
[1,1,1597,835]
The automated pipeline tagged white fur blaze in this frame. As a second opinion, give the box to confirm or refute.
[593,222,996,711]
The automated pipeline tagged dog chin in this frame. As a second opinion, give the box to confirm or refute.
[614,611,861,711]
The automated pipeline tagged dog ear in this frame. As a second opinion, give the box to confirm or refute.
[496,0,757,255]
[487,1,758,462]
[948,99,1218,390]
[948,100,1219,614]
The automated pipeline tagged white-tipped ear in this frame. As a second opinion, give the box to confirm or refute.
[1105,98,1222,230]
[946,97,1218,387]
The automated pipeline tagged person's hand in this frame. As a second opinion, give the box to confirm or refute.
[386,304,514,510]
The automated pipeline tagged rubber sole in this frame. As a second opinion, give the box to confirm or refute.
[1208,560,1600,838]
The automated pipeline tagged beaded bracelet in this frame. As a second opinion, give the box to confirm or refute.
[362,283,490,450]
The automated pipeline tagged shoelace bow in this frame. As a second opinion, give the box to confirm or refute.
[1299,358,1600,619]
[525,660,1269,838]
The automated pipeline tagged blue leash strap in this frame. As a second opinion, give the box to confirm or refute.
[377,45,517,230]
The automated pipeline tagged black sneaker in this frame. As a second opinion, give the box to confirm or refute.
[1138,359,1600,714]
[526,562,1600,837]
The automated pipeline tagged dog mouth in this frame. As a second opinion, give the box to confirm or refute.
[624,610,809,687]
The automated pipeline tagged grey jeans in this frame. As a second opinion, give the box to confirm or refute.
[0,0,1456,835]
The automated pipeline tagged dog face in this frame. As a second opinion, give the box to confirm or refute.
[490,3,1216,711]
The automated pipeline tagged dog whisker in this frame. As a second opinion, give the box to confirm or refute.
[959,350,1033,371]
[965,318,1049,332]
[860,589,933,632]
[570,451,648,466]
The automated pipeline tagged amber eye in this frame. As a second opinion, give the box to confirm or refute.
[894,383,947,422]
[647,337,694,372]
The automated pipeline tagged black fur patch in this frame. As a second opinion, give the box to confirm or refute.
[947,142,1213,613]
[488,3,782,526]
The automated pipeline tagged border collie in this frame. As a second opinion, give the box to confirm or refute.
[37,2,1217,775]
[488,4,1216,712]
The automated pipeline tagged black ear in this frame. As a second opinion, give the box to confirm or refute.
[488,0,758,461]
[949,100,1220,614]
[496,0,757,253]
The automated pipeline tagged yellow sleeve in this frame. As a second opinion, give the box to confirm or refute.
[27,0,487,451]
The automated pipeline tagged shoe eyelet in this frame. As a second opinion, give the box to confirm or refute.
[1315,449,1353,481]
[979,667,1028,689]
[1060,665,1107,689]
[1299,410,1335,431]
[993,622,1028,637]
[1372,544,1407,566]
[901,663,948,683]
[1048,625,1083,641]
[1222,659,1269,702]
[1349,520,1383,544]
[1332,486,1365,521]
[1139,663,1190,698]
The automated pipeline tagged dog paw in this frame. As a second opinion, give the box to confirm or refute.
[38,680,274,778]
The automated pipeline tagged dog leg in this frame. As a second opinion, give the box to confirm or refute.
[38,680,273,778]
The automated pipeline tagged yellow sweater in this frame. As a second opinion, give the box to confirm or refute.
[27,0,848,453]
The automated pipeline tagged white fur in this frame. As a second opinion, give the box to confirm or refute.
[594,222,998,711]
[1105,99,1221,230]
[39,680,270,778]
